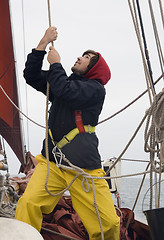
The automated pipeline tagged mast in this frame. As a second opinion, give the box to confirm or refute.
[0,1,25,170]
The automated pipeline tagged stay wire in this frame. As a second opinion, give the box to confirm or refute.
[136,0,155,94]
[148,0,164,82]
[98,73,163,125]
[21,0,30,152]
[105,112,147,175]
[158,0,164,29]
[128,0,154,103]
[123,162,151,238]
[0,85,45,129]
[2,137,6,157]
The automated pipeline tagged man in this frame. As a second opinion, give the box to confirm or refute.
[15,27,120,239]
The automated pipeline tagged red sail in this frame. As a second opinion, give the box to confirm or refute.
[0,1,25,169]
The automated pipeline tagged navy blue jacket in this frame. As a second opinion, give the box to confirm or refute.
[24,49,108,169]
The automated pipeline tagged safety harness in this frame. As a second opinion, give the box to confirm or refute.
[49,110,95,149]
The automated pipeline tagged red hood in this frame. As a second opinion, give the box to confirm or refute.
[84,52,111,85]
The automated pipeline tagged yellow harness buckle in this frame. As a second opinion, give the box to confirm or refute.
[49,125,95,149]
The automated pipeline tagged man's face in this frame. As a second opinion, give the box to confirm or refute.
[71,53,95,75]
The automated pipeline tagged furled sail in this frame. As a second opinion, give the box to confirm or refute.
[0,1,25,169]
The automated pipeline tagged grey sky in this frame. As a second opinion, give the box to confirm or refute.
[4,0,164,176]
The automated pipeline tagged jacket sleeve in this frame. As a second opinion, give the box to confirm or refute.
[23,49,48,96]
[47,62,105,109]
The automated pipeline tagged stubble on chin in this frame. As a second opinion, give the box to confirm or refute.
[71,66,81,75]
[71,66,87,76]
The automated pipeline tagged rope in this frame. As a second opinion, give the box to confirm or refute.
[123,162,150,238]
[148,0,164,82]
[128,0,155,103]
[21,0,30,151]
[9,1,162,238]
[144,90,164,208]
[136,0,155,93]
[105,112,147,175]
[120,158,149,163]
[0,85,45,129]
[142,179,164,212]
[10,168,151,183]
[48,146,105,240]
[98,70,163,125]
[44,0,51,197]
[43,143,151,240]
[158,0,164,28]
[0,58,14,81]
[128,0,164,211]
[44,2,104,239]
[41,227,79,240]
[158,163,162,207]
[0,70,163,130]
[144,91,164,172]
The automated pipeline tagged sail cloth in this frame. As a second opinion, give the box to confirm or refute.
[0,1,25,169]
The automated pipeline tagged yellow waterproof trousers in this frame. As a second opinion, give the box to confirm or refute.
[15,154,120,240]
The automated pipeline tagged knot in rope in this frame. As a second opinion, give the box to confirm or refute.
[52,146,91,193]
[50,145,104,239]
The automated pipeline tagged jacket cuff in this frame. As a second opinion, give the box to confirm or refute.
[32,48,47,56]
[50,62,62,69]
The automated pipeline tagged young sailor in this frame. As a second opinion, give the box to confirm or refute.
[15,27,120,240]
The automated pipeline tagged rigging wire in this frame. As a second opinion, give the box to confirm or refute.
[41,227,79,240]
[0,72,163,130]
[21,0,30,152]
[103,157,150,163]
[120,158,150,163]
[146,0,164,209]
[0,58,14,81]
[105,112,147,176]
[123,162,151,238]
[0,69,163,133]
[128,2,163,210]
[148,0,164,82]
[8,0,27,165]
[128,0,154,103]
[136,0,155,93]
[98,73,163,125]
[0,85,45,129]
[1,137,6,158]
[132,0,155,101]
[158,0,164,29]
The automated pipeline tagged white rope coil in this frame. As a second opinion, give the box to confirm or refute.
[144,90,164,172]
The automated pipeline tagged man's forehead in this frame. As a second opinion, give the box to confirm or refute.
[83,53,95,58]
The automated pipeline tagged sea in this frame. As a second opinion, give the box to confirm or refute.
[112,177,164,224]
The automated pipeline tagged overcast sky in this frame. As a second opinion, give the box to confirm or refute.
[3,0,164,176]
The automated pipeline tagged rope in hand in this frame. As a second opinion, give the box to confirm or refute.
[44,1,105,239]
[44,0,52,196]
